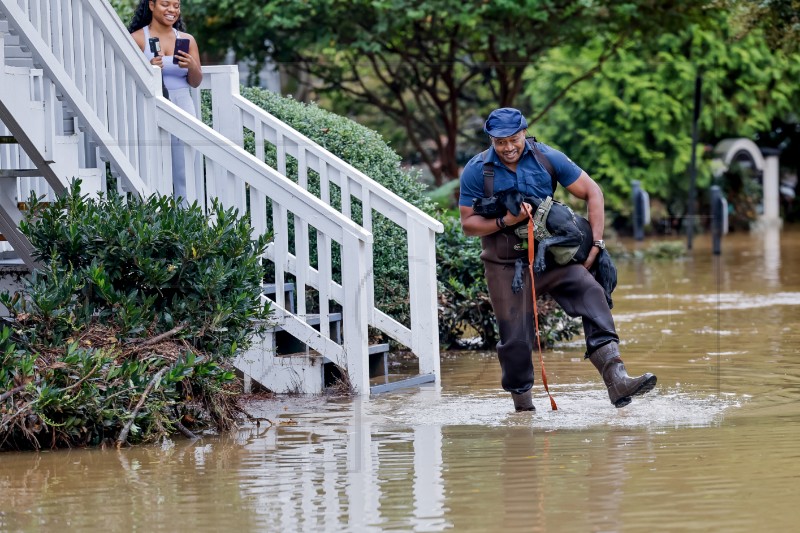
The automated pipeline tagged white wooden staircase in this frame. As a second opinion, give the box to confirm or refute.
[0,0,442,395]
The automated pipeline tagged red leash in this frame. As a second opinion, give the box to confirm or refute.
[525,205,558,411]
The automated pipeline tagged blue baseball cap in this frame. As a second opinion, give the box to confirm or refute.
[483,107,528,138]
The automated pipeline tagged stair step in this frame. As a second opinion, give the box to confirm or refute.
[0,169,41,178]
[275,342,388,360]
[0,136,18,144]
[266,312,342,332]
[2,58,35,68]
[263,282,296,313]
[370,374,436,395]
[270,312,343,355]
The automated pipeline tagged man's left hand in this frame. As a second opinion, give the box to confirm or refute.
[582,246,599,270]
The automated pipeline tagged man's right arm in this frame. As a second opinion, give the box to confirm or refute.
[459,205,531,237]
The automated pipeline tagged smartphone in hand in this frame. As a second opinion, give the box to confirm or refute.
[173,38,190,65]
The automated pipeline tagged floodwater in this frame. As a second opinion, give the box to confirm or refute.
[2,226,800,532]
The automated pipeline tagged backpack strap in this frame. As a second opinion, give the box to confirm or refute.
[533,196,555,240]
[481,149,493,197]
[481,139,558,197]
[527,137,558,195]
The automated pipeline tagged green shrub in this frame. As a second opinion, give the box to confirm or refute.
[614,240,687,261]
[0,183,270,450]
[202,87,436,328]
[436,215,580,350]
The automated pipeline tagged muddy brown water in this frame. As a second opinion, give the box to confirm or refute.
[2,227,800,532]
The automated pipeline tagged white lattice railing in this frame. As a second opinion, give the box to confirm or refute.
[201,66,443,374]
[0,0,442,392]
[156,100,376,389]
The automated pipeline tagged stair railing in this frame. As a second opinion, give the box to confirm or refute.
[156,99,375,392]
[201,66,443,379]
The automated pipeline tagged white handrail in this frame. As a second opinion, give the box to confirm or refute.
[201,67,442,366]
[200,67,442,233]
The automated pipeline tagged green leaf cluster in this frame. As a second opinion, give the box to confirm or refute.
[0,332,235,450]
[0,183,270,450]
[16,184,270,356]
[525,13,800,221]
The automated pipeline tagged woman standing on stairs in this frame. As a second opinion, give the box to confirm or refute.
[129,0,203,205]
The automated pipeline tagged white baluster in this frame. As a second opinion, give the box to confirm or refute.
[272,203,289,311]
[70,0,85,96]
[319,161,330,204]
[276,132,286,176]
[317,230,331,340]
[126,77,139,170]
[294,214,309,318]
[93,29,107,128]
[254,121,265,162]
[60,0,74,78]
[49,0,63,62]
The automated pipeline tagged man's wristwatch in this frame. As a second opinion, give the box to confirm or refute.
[593,240,606,250]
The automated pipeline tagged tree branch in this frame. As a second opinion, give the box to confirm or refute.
[129,324,187,348]
[531,34,627,124]
[0,381,37,403]
[116,367,167,448]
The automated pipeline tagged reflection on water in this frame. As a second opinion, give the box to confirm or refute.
[2,228,800,532]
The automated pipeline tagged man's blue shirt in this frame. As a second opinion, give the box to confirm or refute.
[458,141,583,207]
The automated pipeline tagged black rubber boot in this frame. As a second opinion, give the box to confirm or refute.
[589,343,657,408]
[511,391,535,412]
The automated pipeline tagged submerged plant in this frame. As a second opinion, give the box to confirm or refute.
[0,182,271,450]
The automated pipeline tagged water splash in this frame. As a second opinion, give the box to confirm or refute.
[366,383,742,431]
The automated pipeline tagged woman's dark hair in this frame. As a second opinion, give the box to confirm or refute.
[128,0,186,33]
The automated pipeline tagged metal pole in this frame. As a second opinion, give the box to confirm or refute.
[711,185,722,255]
[632,180,644,241]
[686,74,702,250]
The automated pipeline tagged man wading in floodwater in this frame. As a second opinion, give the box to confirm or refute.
[459,108,657,412]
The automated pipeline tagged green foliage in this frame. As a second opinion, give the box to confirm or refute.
[0,334,236,450]
[436,217,496,348]
[179,0,714,183]
[109,0,136,25]
[615,240,688,261]
[17,183,271,356]
[203,87,435,328]
[525,13,800,223]
[0,183,270,450]
[436,216,580,350]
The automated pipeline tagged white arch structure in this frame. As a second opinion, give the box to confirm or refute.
[713,138,781,228]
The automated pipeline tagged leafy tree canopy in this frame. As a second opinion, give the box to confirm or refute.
[525,11,800,218]
[180,0,714,184]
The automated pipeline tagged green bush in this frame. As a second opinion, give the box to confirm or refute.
[202,87,436,328]
[614,240,687,261]
[436,216,580,350]
[0,183,270,450]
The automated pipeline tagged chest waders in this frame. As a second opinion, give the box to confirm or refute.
[479,144,658,409]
